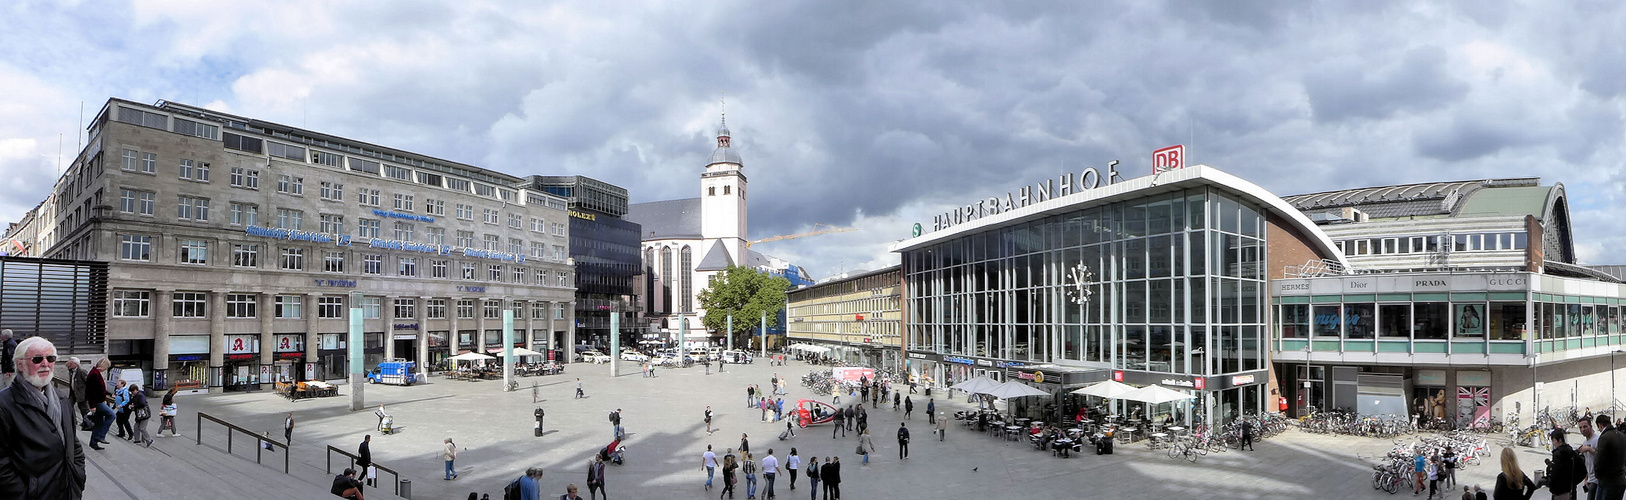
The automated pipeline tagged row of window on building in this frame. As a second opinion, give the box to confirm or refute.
[115,235,571,285]
[113,104,529,205]
[1335,232,1529,256]
[111,292,570,321]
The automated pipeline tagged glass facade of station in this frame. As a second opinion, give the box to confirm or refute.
[904,186,1272,423]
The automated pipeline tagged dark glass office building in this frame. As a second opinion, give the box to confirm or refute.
[526,176,644,348]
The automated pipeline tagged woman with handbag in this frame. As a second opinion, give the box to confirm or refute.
[130,384,152,447]
[157,386,179,437]
[719,452,738,499]
[858,428,876,465]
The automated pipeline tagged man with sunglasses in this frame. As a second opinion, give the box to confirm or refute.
[0,336,87,499]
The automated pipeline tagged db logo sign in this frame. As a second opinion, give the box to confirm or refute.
[1153,145,1185,174]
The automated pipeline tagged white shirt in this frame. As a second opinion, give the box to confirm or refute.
[762,455,779,474]
[786,455,800,470]
[703,450,717,468]
[1584,433,1600,484]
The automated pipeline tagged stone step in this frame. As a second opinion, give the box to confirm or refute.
[83,429,341,500]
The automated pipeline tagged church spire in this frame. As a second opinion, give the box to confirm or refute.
[717,94,731,148]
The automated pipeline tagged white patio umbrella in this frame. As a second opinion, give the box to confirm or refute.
[950,376,1001,394]
[510,347,544,357]
[979,381,1052,400]
[1117,384,1195,405]
[1070,380,1136,399]
[449,352,496,362]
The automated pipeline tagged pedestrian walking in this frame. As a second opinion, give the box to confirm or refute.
[786,449,800,490]
[743,452,758,499]
[130,385,151,447]
[0,336,86,499]
[832,408,845,438]
[762,449,779,499]
[858,429,875,465]
[536,407,547,436]
[157,385,178,437]
[66,357,87,430]
[805,457,820,500]
[1414,450,1428,495]
[720,452,739,499]
[610,409,622,438]
[516,467,544,500]
[576,378,585,398]
[533,382,540,403]
[703,445,719,490]
[904,396,913,420]
[892,392,900,411]
[740,433,751,454]
[706,406,715,435]
[748,385,756,408]
[926,399,935,425]
[1427,455,1440,499]
[856,408,868,435]
[844,406,854,432]
[86,357,114,450]
[821,457,841,500]
[113,380,133,440]
[587,454,607,500]
[562,483,584,500]
[358,435,373,486]
[1441,446,1457,489]
[936,412,948,441]
[760,397,768,422]
[444,437,460,480]
[897,422,910,460]
[284,413,294,444]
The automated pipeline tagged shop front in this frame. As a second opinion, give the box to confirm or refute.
[363,332,385,371]
[430,330,450,367]
[271,334,305,383]
[167,335,210,392]
[392,323,419,363]
[317,333,348,381]
[222,334,260,392]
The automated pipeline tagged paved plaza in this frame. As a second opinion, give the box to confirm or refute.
[85,358,1563,499]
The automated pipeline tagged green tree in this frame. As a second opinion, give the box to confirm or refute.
[698,265,793,347]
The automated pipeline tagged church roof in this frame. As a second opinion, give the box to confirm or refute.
[708,147,743,166]
[626,198,703,240]
[694,240,736,272]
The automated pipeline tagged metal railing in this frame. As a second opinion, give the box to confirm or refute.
[195,412,289,474]
[327,445,405,497]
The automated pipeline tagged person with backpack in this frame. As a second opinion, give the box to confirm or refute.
[706,406,715,436]
[1547,428,1584,500]
[506,468,543,500]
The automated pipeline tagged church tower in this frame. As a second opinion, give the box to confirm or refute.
[700,111,749,266]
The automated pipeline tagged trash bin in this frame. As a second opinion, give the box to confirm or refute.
[399,478,411,499]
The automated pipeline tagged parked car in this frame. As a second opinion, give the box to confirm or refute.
[621,351,650,362]
[721,350,751,364]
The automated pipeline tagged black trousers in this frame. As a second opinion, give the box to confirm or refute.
[899,441,909,459]
[789,468,798,489]
[823,482,839,500]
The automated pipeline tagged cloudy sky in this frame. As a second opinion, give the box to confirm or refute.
[3,1,1626,278]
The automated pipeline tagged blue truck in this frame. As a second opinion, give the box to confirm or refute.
[366,360,420,386]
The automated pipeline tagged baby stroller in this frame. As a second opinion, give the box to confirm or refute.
[601,438,626,466]
[376,409,396,435]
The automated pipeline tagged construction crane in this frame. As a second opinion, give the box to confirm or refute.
[748,223,857,248]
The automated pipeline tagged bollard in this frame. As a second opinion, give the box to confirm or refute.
[399,478,411,499]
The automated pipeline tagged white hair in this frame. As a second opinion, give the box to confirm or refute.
[13,336,54,366]
[1,329,11,339]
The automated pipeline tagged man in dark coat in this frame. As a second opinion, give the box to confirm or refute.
[0,329,16,389]
[357,435,373,486]
[820,456,840,500]
[64,358,87,429]
[0,336,87,499]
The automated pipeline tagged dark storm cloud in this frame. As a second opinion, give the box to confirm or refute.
[7,0,1626,273]
[1305,46,1469,123]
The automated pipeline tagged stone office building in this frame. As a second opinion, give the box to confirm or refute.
[34,98,578,392]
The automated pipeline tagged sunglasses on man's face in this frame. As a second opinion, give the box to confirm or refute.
[30,355,58,365]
